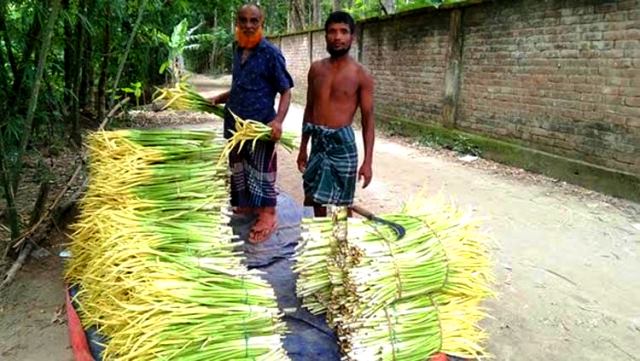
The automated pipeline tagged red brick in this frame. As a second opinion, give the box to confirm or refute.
[622,87,640,97]
[618,0,640,11]
[589,40,615,50]
[624,97,640,107]
[582,32,604,41]
[603,30,633,40]
[602,86,623,95]
[572,5,595,16]
[627,117,640,129]
[629,11,640,21]
[595,2,618,14]
[604,12,628,22]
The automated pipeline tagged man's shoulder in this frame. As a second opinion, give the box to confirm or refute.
[259,38,284,56]
[353,61,372,80]
[310,59,327,69]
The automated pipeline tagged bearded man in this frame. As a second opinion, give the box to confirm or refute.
[297,11,375,217]
[212,3,293,243]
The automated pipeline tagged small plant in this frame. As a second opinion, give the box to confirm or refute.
[419,133,481,156]
[120,81,143,107]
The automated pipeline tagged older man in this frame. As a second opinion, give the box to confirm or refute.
[297,11,375,217]
[212,4,293,243]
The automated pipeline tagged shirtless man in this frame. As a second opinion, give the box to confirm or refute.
[297,11,375,217]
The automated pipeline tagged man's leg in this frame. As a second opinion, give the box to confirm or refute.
[304,195,327,217]
[229,144,254,216]
[308,203,352,218]
[247,140,278,243]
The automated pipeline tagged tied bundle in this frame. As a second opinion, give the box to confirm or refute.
[294,198,494,360]
[153,81,297,164]
[153,80,225,118]
[219,110,297,165]
[65,129,290,361]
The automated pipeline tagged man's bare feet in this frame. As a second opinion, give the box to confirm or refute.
[248,207,278,243]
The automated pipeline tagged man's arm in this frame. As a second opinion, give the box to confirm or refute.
[297,66,315,173]
[358,70,375,188]
[268,88,291,141]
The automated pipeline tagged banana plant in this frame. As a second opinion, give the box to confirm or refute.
[157,18,214,86]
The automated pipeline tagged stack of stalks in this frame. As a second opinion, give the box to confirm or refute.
[294,198,494,360]
[65,129,290,361]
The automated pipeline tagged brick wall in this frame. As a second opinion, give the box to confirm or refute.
[311,31,327,62]
[278,33,310,102]
[270,0,640,176]
[362,12,450,125]
[459,0,640,174]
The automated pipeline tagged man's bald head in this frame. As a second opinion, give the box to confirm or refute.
[238,4,264,21]
[236,3,264,49]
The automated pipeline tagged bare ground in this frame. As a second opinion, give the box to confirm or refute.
[1,74,638,360]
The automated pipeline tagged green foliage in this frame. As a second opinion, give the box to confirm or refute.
[382,120,481,156]
[157,18,215,83]
[419,133,481,156]
[121,81,144,106]
[344,0,475,21]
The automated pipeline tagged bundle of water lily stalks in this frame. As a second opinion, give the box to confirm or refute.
[218,110,297,165]
[65,129,290,361]
[153,80,225,118]
[294,198,494,360]
[153,81,297,160]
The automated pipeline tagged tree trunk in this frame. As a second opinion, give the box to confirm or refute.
[96,3,111,120]
[110,0,148,106]
[12,0,62,193]
[62,0,73,108]
[29,181,50,225]
[70,0,85,146]
[80,35,93,110]
[79,1,93,110]
[312,0,321,26]
[333,0,340,11]
[289,0,305,31]
[10,6,43,106]
[0,137,19,242]
[0,8,18,79]
[0,38,9,92]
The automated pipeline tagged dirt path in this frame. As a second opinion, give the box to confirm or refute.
[1,74,638,360]
[194,75,640,360]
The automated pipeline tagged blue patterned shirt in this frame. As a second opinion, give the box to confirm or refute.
[224,38,294,137]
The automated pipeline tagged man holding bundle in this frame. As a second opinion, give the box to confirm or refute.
[297,11,375,217]
[212,3,294,243]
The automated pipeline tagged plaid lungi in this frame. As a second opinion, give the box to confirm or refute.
[303,123,358,206]
[229,140,277,208]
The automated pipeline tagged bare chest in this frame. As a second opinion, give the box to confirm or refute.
[313,68,359,98]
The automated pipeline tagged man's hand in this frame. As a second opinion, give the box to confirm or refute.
[297,150,308,173]
[268,120,283,141]
[211,93,227,105]
[358,163,372,188]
